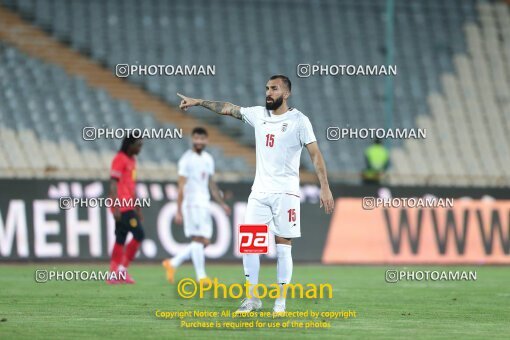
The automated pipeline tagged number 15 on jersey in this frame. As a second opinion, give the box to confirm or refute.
[265,134,275,147]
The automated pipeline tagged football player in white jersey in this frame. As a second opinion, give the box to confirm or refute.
[162,127,231,285]
[176,75,334,314]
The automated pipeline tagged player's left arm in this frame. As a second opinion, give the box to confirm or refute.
[208,177,231,215]
[306,142,334,214]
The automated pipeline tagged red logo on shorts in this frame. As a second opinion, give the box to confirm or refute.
[238,224,269,254]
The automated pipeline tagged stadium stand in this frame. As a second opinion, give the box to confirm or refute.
[0,0,508,186]
[0,43,253,180]
[390,2,510,186]
[0,3,255,180]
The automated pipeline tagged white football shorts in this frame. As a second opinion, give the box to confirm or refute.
[244,191,301,238]
[183,205,213,239]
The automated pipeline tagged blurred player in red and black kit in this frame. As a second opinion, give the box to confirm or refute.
[107,136,144,284]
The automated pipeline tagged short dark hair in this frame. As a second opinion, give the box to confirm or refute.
[192,127,208,136]
[269,74,291,92]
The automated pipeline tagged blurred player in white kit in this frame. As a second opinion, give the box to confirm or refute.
[162,127,231,285]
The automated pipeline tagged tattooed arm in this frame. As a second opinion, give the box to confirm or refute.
[176,93,242,120]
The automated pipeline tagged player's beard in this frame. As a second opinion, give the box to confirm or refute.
[266,95,283,110]
[193,144,205,153]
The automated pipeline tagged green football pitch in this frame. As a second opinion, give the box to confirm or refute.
[0,264,508,339]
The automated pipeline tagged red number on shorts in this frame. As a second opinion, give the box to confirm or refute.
[288,208,296,222]
[265,134,275,147]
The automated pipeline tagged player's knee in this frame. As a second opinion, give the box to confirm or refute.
[275,236,292,245]
[192,236,208,245]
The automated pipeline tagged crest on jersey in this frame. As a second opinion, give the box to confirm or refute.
[281,123,288,132]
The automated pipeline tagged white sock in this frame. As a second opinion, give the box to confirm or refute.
[242,254,260,299]
[170,243,193,268]
[275,244,292,307]
[190,241,206,280]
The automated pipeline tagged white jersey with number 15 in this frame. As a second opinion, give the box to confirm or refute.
[240,106,316,196]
